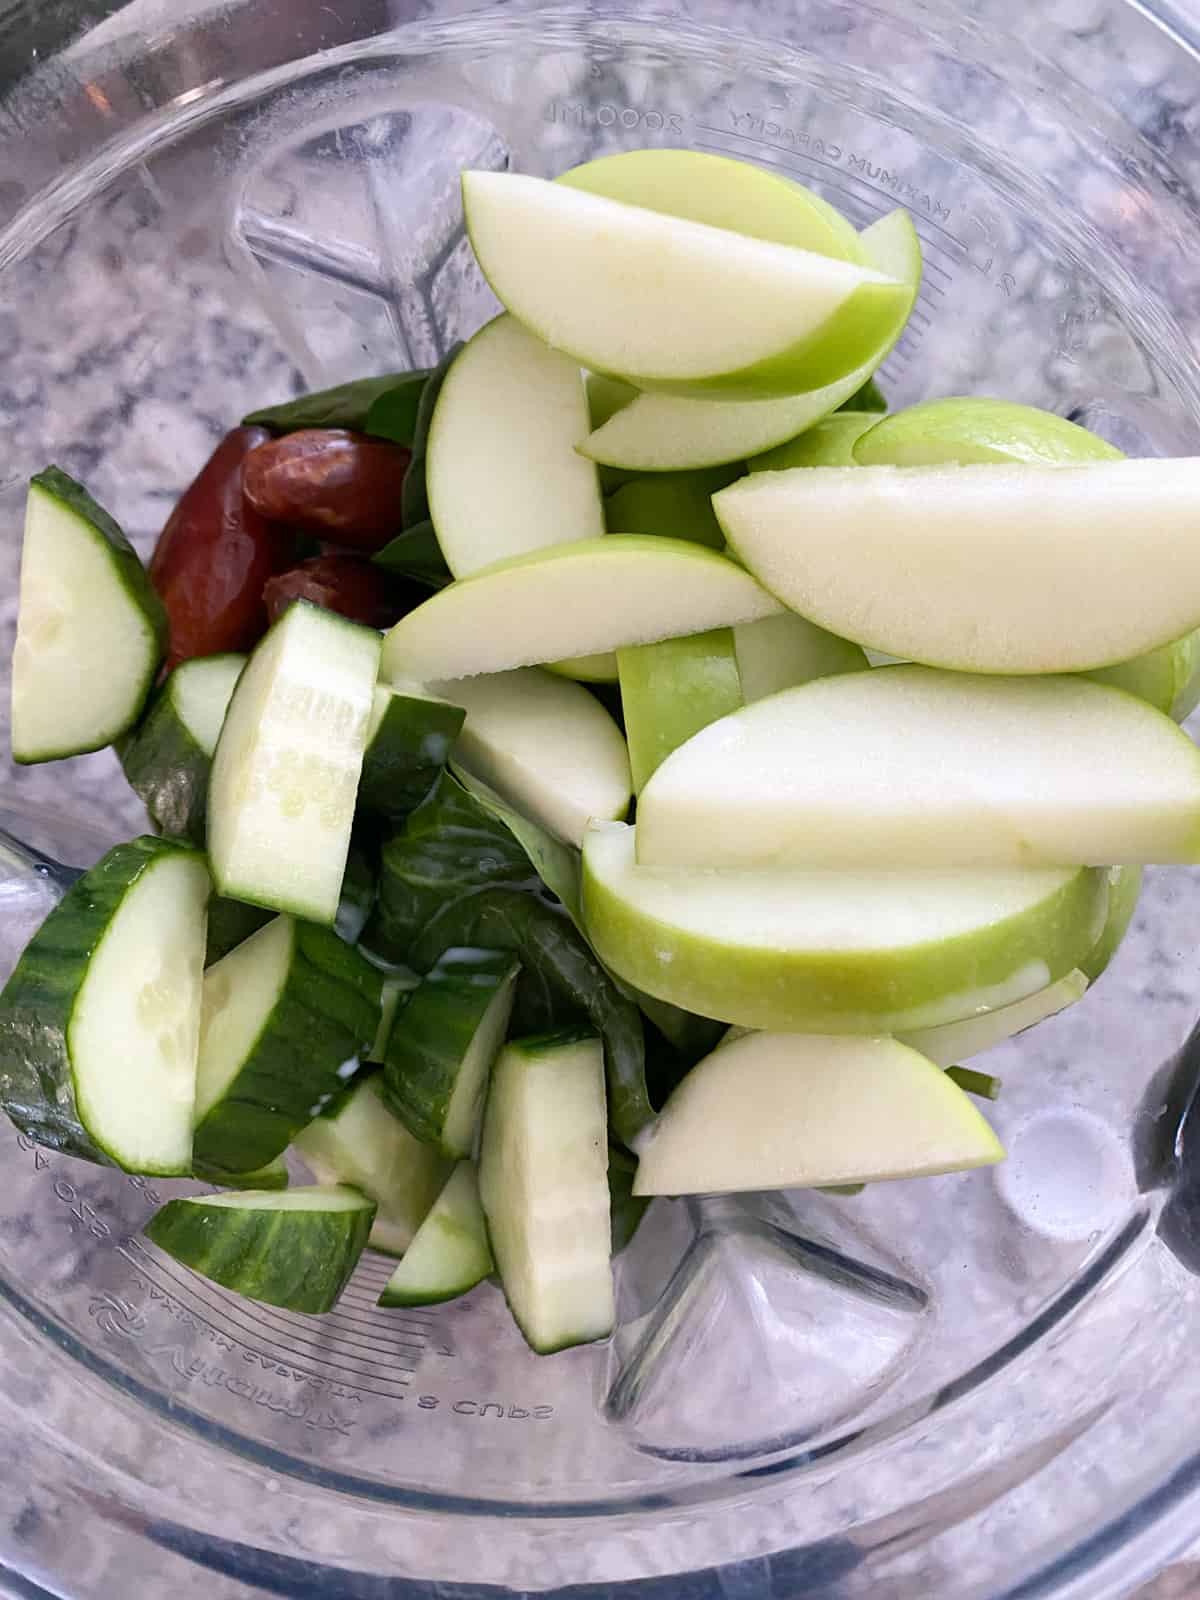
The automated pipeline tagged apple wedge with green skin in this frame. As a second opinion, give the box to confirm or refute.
[581,822,1110,1034]
[379,536,783,684]
[557,148,863,262]
[897,971,1090,1068]
[544,652,619,685]
[425,667,631,849]
[716,457,1200,674]
[852,396,1122,467]
[732,613,868,700]
[605,466,742,551]
[462,172,909,401]
[748,411,881,471]
[632,1032,1003,1196]
[849,400,1200,716]
[618,630,742,795]
[426,314,603,578]
[635,668,1200,870]
[577,209,921,470]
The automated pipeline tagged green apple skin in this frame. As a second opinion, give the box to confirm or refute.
[462,172,913,403]
[733,613,868,701]
[581,822,1111,1035]
[1086,635,1200,721]
[853,396,1122,467]
[545,653,620,684]
[632,1031,1003,1197]
[605,466,743,551]
[839,376,887,413]
[558,149,863,262]
[1079,866,1143,982]
[379,535,783,684]
[617,630,742,794]
[585,373,641,492]
[748,412,881,472]
[576,209,921,472]
[897,972,1089,1068]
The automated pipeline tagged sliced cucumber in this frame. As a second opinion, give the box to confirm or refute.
[358,685,465,821]
[383,948,520,1157]
[733,613,869,702]
[145,1184,375,1313]
[12,467,167,763]
[367,974,417,1063]
[193,1152,290,1190]
[0,837,209,1172]
[426,667,631,848]
[428,313,603,578]
[192,915,382,1176]
[378,1163,493,1307]
[634,1033,1003,1196]
[478,1030,614,1354]
[294,1074,452,1255]
[207,599,381,923]
[120,654,245,844]
[617,630,743,794]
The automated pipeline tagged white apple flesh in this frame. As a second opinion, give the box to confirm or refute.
[632,1032,1004,1195]
[379,536,783,684]
[635,667,1200,869]
[716,457,1200,674]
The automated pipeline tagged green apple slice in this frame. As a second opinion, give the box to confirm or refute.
[716,457,1200,673]
[853,396,1122,467]
[427,667,630,848]
[581,822,1109,1033]
[748,411,880,471]
[633,1032,1003,1195]
[462,172,908,400]
[545,652,619,684]
[1080,866,1142,980]
[618,630,742,795]
[1086,634,1200,722]
[605,466,742,551]
[379,536,782,684]
[576,209,921,470]
[557,149,862,262]
[732,613,868,701]
[897,970,1089,1068]
[426,314,602,578]
[636,667,1200,870]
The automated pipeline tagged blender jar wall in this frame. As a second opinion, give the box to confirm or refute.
[3,2,1200,1597]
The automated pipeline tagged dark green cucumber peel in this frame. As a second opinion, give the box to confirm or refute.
[193,1153,290,1190]
[0,836,205,1169]
[205,897,273,966]
[382,948,520,1155]
[362,770,654,1147]
[358,691,466,821]
[609,1145,649,1255]
[119,654,245,845]
[145,1185,375,1313]
[244,370,432,439]
[192,920,383,1177]
[335,835,378,946]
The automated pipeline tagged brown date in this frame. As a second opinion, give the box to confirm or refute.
[242,429,410,553]
[149,426,290,668]
[263,555,411,631]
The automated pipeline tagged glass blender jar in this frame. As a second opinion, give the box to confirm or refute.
[3,1,1200,1594]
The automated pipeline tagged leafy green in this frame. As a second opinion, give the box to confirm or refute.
[371,520,451,589]
[402,343,460,528]
[244,369,432,437]
[365,770,653,1147]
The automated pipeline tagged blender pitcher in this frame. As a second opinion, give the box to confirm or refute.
[3,1,1200,1595]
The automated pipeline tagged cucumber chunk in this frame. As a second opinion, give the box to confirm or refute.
[12,467,167,763]
[207,599,380,923]
[145,1184,375,1312]
[0,837,209,1172]
[378,1163,493,1307]
[479,1030,614,1354]
[294,1075,451,1256]
[193,1152,290,1190]
[358,685,465,821]
[192,915,382,1176]
[382,948,520,1157]
[120,654,245,844]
